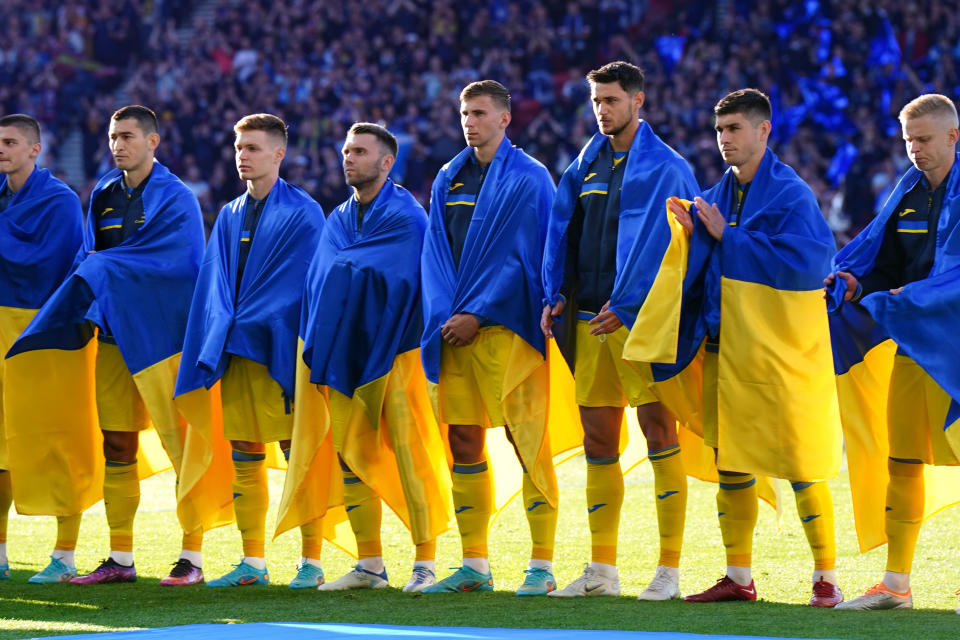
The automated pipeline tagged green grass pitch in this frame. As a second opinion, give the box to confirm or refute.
[0,458,957,639]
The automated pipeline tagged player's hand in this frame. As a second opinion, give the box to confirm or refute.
[442,313,481,346]
[693,196,726,241]
[823,271,858,301]
[890,286,903,295]
[667,197,693,235]
[541,299,565,338]
[588,300,622,335]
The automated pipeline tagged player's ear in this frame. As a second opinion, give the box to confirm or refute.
[382,153,395,175]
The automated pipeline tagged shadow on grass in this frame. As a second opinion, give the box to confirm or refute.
[1,582,958,640]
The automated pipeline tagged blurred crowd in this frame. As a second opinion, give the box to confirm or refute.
[3,0,959,242]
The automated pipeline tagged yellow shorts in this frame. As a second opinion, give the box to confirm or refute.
[221,356,293,443]
[702,346,719,449]
[437,325,512,427]
[888,355,959,465]
[574,318,656,408]
[95,342,148,431]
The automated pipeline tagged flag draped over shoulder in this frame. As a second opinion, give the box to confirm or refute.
[278,180,449,546]
[542,120,700,328]
[301,180,420,394]
[7,161,232,533]
[421,138,582,511]
[421,137,554,383]
[0,168,102,515]
[826,156,960,551]
[625,149,841,482]
[0,168,82,309]
[175,179,323,398]
[278,180,432,546]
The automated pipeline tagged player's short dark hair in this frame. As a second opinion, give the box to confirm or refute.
[348,122,398,157]
[112,105,159,135]
[587,61,645,94]
[0,114,41,144]
[234,113,288,148]
[460,80,511,112]
[714,89,772,124]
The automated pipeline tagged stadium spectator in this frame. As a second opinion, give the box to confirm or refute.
[4,0,959,241]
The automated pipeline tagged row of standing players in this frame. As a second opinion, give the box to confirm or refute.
[0,61,958,613]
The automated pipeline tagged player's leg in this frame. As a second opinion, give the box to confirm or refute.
[637,401,685,601]
[791,480,842,607]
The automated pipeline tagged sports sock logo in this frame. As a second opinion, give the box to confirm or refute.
[455,505,473,514]
[800,514,820,523]
[587,503,606,513]
[345,505,359,512]
[657,490,679,500]
[527,501,547,511]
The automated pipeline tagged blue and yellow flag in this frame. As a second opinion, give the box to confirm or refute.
[542,120,699,328]
[7,161,232,533]
[625,149,841,483]
[175,179,324,398]
[301,181,420,395]
[827,156,960,551]
[283,180,449,546]
[0,167,102,516]
[421,139,582,510]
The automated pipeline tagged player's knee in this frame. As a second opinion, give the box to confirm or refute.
[102,430,138,463]
[579,406,620,459]
[448,425,485,463]
[636,402,677,451]
[230,440,266,454]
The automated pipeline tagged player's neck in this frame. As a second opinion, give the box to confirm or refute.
[5,163,34,193]
[247,174,278,201]
[924,157,954,192]
[354,176,387,204]
[123,160,153,190]
[473,134,504,167]
[608,118,639,153]
[731,154,762,185]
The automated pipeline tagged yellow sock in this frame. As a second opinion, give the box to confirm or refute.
[885,458,924,574]
[415,538,436,562]
[0,471,11,544]
[232,450,268,559]
[586,456,624,566]
[342,468,382,559]
[452,460,493,558]
[104,460,139,552]
[717,471,757,567]
[55,514,82,551]
[181,529,203,553]
[522,471,556,562]
[649,445,686,568]
[791,481,836,570]
[300,518,322,560]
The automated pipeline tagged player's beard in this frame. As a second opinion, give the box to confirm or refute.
[344,166,379,190]
[602,114,632,138]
